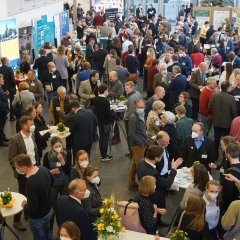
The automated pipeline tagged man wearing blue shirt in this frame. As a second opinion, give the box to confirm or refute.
[178,47,193,76]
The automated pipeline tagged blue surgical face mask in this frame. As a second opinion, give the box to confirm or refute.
[136,108,145,121]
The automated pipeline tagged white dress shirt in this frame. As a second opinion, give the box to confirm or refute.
[70,195,82,205]
[20,131,36,165]
[160,148,169,176]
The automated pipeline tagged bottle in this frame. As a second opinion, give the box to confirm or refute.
[155,230,160,240]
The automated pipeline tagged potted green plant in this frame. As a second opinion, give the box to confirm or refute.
[15,69,21,78]
[170,230,189,240]
[57,122,66,135]
[119,95,126,102]
[1,188,12,206]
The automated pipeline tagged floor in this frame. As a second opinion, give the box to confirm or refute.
[0,77,218,239]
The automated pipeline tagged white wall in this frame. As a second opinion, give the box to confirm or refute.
[0,1,64,28]
[65,0,91,13]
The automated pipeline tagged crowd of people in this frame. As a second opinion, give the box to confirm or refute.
[0,2,240,240]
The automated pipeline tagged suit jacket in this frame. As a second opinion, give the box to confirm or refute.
[86,44,95,64]
[92,49,107,69]
[233,56,240,69]
[182,136,214,169]
[178,32,187,47]
[70,109,98,152]
[78,80,96,107]
[0,65,16,94]
[191,21,198,36]
[225,39,234,57]
[153,72,172,90]
[56,195,95,240]
[189,69,203,99]
[165,74,187,105]
[33,56,51,81]
[9,132,38,173]
[167,62,187,77]
[208,92,238,128]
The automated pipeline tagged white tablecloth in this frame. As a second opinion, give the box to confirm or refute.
[40,126,71,139]
[0,192,26,218]
[174,168,213,189]
[118,230,169,240]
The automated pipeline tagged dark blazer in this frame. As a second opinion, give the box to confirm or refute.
[182,136,214,169]
[41,70,62,91]
[125,55,140,74]
[70,109,98,154]
[9,132,39,172]
[191,21,198,36]
[178,32,187,47]
[82,181,102,223]
[0,65,16,94]
[225,39,234,57]
[165,74,187,106]
[137,159,177,207]
[33,56,51,81]
[189,69,203,99]
[208,92,238,129]
[232,56,240,69]
[20,62,30,74]
[92,49,108,70]
[85,44,95,64]
[167,62,188,77]
[0,87,9,120]
[56,195,95,240]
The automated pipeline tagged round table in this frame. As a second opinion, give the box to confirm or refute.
[39,126,71,139]
[0,192,26,240]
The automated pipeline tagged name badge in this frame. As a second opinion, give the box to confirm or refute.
[52,75,56,79]
[182,63,185,65]
[201,154,208,159]
[31,83,35,87]
[56,162,61,167]
[227,47,230,49]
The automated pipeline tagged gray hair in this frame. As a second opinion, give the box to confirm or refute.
[162,111,176,124]
[172,65,181,74]
[206,77,216,85]
[159,62,167,69]
[211,48,218,54]
[57,86,66,94]
[154,86,165,94]
[152,100,165,111]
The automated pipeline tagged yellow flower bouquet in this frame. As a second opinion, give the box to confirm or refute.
[95,197,125,240]
[170,230,190,240]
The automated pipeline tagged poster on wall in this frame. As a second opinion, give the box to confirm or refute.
[60,10,69,38]
[0,18,19,66]
[194,10,210,28]
[232,11,240,28]
[19,26,33,61]
[213,10,230,29]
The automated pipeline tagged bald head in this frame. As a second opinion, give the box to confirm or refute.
[199,62,208,73]
[109,71,118,82]
[156,131,170,147]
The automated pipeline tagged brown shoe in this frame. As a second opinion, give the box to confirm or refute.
[13,222,27,231]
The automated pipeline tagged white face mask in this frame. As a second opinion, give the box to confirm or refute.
[91,176,100,185]
[146,51,150,56]
[79,160,89,168]
[29,125,36,133]
[54,147,62,153]
[68,48,72,51]
[60,237,71,240]
[208,192,218,201]
[52,67,56,72]
[16,168,25,175]
[179,53,183,57]
[191,131,198,139]
[83,189,90,199]
[162,70,167,76]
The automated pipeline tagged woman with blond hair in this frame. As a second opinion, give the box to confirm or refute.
[54,45,69,89]
[103,49,118,78]
[20,54,31,74]
[12,82,35,116]
[180,195,207,240]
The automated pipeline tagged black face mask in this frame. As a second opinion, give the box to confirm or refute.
[68,36,71,39]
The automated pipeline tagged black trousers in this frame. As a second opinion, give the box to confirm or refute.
[9,94,15,119]
[14,174,28,222]
[191,97,199,121]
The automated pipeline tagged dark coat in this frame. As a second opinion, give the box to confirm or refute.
[56,196,95,240]
[70,109,98,153]
[85,44,95,65]
[232,56,240,69]
[165,74,187,106]
[33,56,51,81]
[167,62,188,77]
[92,49,108,70]
[41,70,62,92]
[208,92,238,129]
[0,87,9,120]
[189,69,203,99]
[182,136,215,169]
[0,65,16,95]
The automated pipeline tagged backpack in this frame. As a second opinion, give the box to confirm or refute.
[116,200,146,233]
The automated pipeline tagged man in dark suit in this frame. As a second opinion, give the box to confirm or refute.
[70,101,98,157]
[136,4,144,18]
[56,179,95,240]
[167,54,188,77]
[0,57,16,121]
[223,31,234,60]
[191,16,198,36]
[177,28,187,47]
[85,38,95,68]
[189,62,208,120]
[92,43,107,80]
[136,145,182,225]
[33,48,51,81]
[182,122,215,169]
[208,81,238,158]
[0,74,9,146]
[9,116,39,231]
[165,65,187,110]
[229,51,240,69]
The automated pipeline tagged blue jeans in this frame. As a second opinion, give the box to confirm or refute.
[29,209,53,240]
[98,123,111,156]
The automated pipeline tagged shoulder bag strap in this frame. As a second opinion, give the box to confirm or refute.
[124,199,137,215]
[19,92,22,105]
[177,210,185,229]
